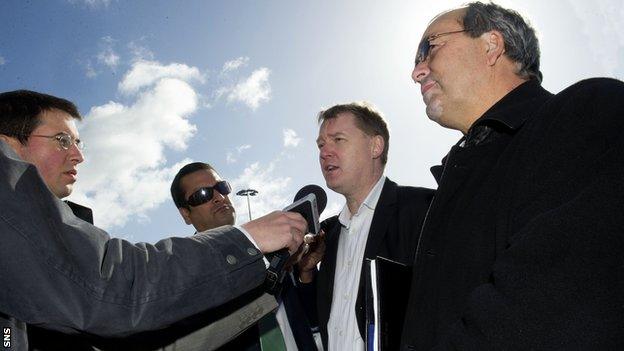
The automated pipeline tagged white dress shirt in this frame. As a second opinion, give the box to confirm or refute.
[327,175,386,351]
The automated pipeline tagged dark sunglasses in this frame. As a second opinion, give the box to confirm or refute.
[186,180,232,207]
[415,29,468,65]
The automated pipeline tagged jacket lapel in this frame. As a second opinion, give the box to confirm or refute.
[356,178,398,337]
[317,216,342,328]
[363,178,397,259]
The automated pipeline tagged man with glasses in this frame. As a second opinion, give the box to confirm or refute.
[0,90,308,350]
[0,90,85,200]
[401,2,624,350]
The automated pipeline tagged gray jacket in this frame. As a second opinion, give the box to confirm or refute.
[0,141,266,350]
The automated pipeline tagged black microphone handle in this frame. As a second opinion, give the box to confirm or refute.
[264,248,290,295]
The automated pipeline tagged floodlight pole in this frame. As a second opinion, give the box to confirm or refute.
[236,189,258,221]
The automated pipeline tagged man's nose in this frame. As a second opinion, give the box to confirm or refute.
[213,190,226,202]
[412,60,430,84]
[319,144,334,159]
[69,144,85,164]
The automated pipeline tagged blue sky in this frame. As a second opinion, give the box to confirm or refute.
[1,0,623,243]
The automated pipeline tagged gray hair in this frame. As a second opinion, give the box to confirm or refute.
[462,2,542,82]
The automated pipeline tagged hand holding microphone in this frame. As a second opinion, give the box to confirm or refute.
[297,229,326,283]
[241,211,307,254]
[254,184,327,294]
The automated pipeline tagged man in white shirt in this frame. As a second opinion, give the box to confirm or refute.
[298,102,433,350]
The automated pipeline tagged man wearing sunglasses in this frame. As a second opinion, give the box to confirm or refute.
[171,163,236,234]
[0,90,307,351]
[401,2,624,350]
[171,162,319,351]
[170,162,261,351]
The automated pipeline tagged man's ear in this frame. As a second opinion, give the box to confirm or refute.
[178,207,193,225]
[0,135,25,157]
[484,30,506,66]
[371,135,384,160]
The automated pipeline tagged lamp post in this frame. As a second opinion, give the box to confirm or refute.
[236,189,258,221]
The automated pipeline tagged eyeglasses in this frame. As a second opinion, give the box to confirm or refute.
[30,132,84,150]
[416,29,468,65]
[186,180,232,207]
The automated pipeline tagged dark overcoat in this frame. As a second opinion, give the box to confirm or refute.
[401,78,624,350]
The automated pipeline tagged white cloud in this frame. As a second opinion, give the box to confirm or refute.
[70,62,201,230]
[223,68,271,110]
[128,41,154,62]
[237,144,252,153]
[98,49,119,69]
[222,56,249,73]
[229,150,337,225]
[226,144,252,164]
[230,161,291,224]
[0,56,5,65]
[97,36,120,69]
[119,60,205,95]
[212,58,272,111]
[85,62,97,78]
[283,128,301,147]
[83,37,118,77]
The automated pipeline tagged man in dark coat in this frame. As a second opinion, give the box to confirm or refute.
[0,90,307,351]
[401,2,624,350]
[298,102,433,350]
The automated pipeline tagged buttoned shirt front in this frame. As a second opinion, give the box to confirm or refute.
[327,175,386,350]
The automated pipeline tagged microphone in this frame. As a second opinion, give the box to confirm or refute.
[289,184,327,235]
[294,184,327,216]
[264,185,327,295]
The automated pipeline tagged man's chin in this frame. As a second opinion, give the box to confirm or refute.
[218,212,236,226]
[426,102,444,123]
[325,179,342,192]
[54,185,73,199]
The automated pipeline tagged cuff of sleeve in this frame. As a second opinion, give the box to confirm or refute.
[235,225,270,268]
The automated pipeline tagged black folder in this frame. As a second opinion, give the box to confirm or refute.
[365,256,412,351]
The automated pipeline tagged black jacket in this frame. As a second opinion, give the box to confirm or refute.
[303,178,433,350]
[401,78,624,350]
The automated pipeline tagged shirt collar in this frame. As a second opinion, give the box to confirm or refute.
[338,175,386,228]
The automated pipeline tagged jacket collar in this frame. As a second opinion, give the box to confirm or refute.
[467,79,553,134]
[431,80,553,183]
[64,200,94,224]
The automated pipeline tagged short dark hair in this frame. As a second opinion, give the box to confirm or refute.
[0,90,82,144]
[462,2,542,82]
[171,162,216,209]
[317,102,390,165]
